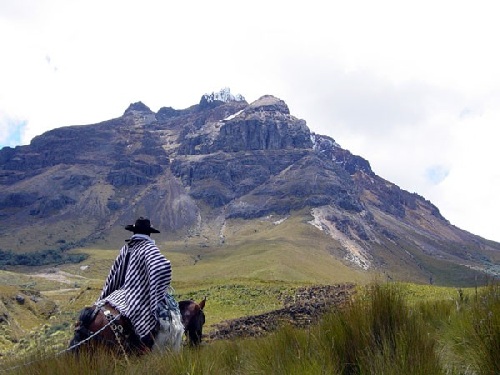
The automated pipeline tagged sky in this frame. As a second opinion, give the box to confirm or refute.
[1,0,500,242]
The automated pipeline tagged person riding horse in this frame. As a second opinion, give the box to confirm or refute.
[96,217,180,350]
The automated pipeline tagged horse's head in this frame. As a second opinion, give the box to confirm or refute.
[179,297,206,346]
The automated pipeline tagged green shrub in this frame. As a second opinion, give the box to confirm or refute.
[0,249,87,267]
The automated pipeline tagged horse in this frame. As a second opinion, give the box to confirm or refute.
[69,301,145,355]
[69,297,206,354]
[179,297,206,346]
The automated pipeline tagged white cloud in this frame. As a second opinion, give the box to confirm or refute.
[431,99,500,240]
[1,0,500,242]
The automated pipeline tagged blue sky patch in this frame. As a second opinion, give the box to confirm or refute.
[425,165,450,185]
[0,117,26,149]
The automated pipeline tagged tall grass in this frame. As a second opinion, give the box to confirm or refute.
[2,281,498,375]
[314,283,442,375]
[443,283,500,374]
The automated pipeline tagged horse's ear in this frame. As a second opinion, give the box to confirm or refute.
[200,297,207,310]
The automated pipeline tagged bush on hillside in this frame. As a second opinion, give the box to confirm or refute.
[0,249,87,267]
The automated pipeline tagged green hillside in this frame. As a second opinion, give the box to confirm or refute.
[0,210,495,363]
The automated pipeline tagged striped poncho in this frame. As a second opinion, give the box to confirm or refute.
[97,234,172,338]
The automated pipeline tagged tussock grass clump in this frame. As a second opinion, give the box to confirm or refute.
[141,340,244,375]
[317,283,443,375]
[2,346,127,375]
[246,325,337,375]
[444,283,500,375]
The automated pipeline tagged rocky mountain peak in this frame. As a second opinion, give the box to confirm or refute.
[123,101,153,116]
[201,87,245,104]
[248,95,290,115]
[199,88,246,110]
[122,101,156,126]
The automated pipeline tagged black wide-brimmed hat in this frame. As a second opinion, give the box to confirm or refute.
[125,217,160,234]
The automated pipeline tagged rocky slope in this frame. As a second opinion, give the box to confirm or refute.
[0,88,498,285]
[208,284,356,341]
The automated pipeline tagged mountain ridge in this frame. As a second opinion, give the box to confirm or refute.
[0,89,498,285]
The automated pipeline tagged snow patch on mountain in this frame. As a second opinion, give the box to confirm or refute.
[223,110,244,122]
[311,133,341,152]
[203,87,245,103]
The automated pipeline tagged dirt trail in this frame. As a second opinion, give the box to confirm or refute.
[27,269,87,284]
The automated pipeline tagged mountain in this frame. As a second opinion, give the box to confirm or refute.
[0,88,498,285]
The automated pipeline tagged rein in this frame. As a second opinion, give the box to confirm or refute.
[67,310,122,352]
[70,303,134,362]
[103,308,130,363]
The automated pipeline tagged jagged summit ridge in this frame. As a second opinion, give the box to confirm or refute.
[202,87,245,103]
[118,88,244,121]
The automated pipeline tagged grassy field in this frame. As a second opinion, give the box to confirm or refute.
[1,281,498,375]
[0,212,498,372]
